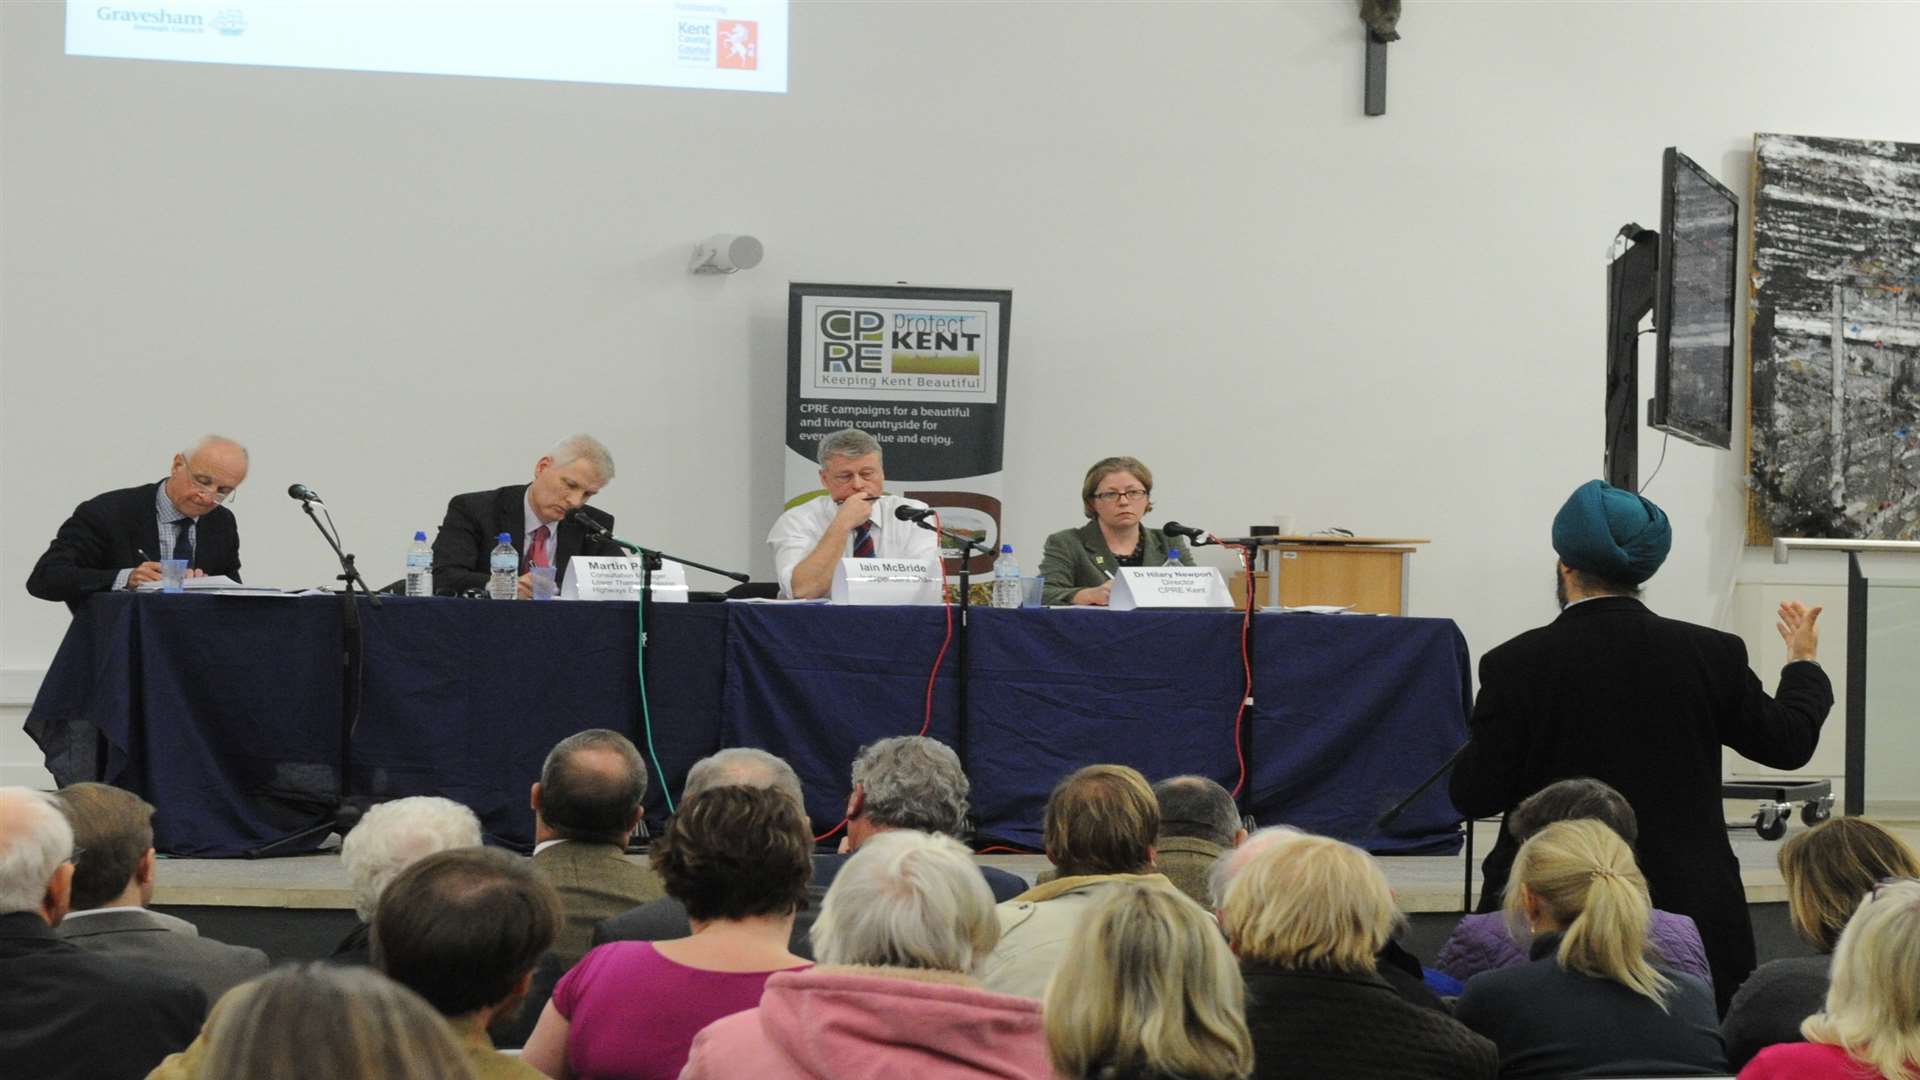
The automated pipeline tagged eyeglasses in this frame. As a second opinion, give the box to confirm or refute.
[67,844,86,864]
[1091,488,1149,504]
[183,472,238,505]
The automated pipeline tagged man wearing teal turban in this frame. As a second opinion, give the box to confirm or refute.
[1450,480,1833,1015]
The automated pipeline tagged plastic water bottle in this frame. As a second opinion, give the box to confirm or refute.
[992,544,1022,609]
[404,531,433,597]
[488,533,518,600]
[1164,547,1184,567]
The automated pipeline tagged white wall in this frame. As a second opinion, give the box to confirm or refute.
[5,1,1919,793]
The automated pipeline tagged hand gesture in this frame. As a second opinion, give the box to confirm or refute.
[126,562,164,588]
[1776,601,1823,663]
[833,493,878,533]
[1074,580,1114,606]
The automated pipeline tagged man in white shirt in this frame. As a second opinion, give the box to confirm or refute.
[767,428,941,599]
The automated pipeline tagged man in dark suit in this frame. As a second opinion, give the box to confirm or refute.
[0,786,206,1080]
[26,436,248,607]
[1450,479,1832,1014]
[431,434,620,597]
[54,783,268,1002]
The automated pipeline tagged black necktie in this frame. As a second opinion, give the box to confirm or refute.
[173,518,195,568]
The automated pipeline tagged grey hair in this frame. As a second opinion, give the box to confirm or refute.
[538,729,648,845]
[340,797,482,920]
[1153,776,1241,848]
[683,748,805,811]
[811,830,998,974]
[1208,824,1307,910]
[0,788,73,915]
[183,434,249,464]
[851,736,969,836]
[548,434,616,482]
[815,428,882,467]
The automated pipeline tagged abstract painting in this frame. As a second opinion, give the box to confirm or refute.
[1748,132,1920,542]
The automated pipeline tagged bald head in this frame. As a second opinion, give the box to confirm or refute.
[682,748,806,812]
[0,787,76,922]
[166,435,249,519]
[534,730,648,846]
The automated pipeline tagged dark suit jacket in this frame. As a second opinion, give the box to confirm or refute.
[26,482,242,607]
[1037,521,1193,606]
[430,484,617,596]
[1242,963,1499,1080]
[1448,596,1833,1012]
[56,906,269,1003]
[0,911,207,1080]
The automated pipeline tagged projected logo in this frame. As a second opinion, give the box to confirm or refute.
[212,9,247,36]
[717,21,758,70]
[814,308,987,397]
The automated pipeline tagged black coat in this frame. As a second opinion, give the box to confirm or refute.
[0,911,207,1080]
[1448,596,1833,1012]
[429,484,618,595]
[1241,963,1499,1080]
[26,481,242,607]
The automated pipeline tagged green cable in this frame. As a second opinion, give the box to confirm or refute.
[636,579,675,813]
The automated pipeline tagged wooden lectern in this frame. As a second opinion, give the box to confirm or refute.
[1234,536,1428,616]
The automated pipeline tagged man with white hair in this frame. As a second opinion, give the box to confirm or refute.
[329,794,482,965]
[0,786,206,1080]
[767,427,941,599]
[27,436,249,607]
[431,434,621,597]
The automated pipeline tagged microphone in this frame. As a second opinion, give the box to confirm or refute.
[567,508,611,539]
[287,484,324,505]
[894,504,938,525]
[1161,521,1213,546]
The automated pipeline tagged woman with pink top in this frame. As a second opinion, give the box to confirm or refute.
[521,785,813,1080]
[681,829,1051,1080]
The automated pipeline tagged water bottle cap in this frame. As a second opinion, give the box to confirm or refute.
[1000,544,1013,554]
[1169,548,1181,558]
[414,531,427,541]
[497,533,512,543]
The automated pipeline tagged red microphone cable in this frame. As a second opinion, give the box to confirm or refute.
[1228,543,1254,798]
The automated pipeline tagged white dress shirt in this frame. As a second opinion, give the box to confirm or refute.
[767,493,942,598]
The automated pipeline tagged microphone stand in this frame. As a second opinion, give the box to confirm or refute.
[573,516,748,657]
[909,517,990,773]
[247,496,380,857]
[1194,532,1263,816]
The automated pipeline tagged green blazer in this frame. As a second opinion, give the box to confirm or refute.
[1037,521,1196,605]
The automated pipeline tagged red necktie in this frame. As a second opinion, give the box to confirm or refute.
[852,523,876,558]
[529,525,551,569]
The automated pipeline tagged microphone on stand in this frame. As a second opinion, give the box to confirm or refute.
[287,483,324,505]
[894,504,939,530]
[1161,521,1215,546]
[567,508,612,541]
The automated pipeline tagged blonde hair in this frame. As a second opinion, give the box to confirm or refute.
[1802,878,1920,1080]
[1780,817,1920,953]
[1506,819,1673,1008]
[203,964,475,1080]
[1045,883,1253,1080]
[1218,832,1397,973]
[1043,764,1158,878]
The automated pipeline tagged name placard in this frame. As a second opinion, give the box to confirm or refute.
[830,557,943,606]
[561,556,689,602]
[1108,566,1233,611]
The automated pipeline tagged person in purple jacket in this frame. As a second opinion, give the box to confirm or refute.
[1437,777,1711,986]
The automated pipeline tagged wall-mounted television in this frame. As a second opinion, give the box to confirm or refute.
[1650,148,1739,449]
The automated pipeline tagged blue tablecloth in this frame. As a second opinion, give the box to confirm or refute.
[27,594,1470,856]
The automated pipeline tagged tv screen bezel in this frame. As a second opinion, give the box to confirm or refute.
[1651,147,1740,451]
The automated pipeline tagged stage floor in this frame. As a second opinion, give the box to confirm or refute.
[154,812,1911,916]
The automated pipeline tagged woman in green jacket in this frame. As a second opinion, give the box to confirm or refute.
[1038,456,1195,606]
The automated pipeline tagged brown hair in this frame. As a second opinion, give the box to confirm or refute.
[1507,777,1638,845]
[54,783,154,911]
[1044,765,1158,878]
[1780,818,1920,953]
[651,785,813,922]
[372,847,560,1019]
[203,964,475,1080]
[1080,457,1155,520]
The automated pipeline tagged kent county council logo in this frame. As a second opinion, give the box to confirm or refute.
[211,8,246,36]
[716,20,757,70]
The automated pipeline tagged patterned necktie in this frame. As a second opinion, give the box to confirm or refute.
[172,518,195,568]
[528,525,551,569]
[851,522,876,558]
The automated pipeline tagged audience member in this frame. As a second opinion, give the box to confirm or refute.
[0,786,205,1080]
[1046,881,1254,1080]
[1435,777,1711,986]
[1218,832,1496,1079]
[1740,877,1920,1080]
[1455,819,1726,1078]
[1148,774,1246,907]
[830,735,1025,900]
[683,830,1050,1079]
[530,729,660,965]
[521,785,813,1080]
[333,795,482,964]
[981,764,1173,998]
[199,964,474,1079]
[1723,818,1920,1070]
[52,783,268,1001]
[593,747,826,955]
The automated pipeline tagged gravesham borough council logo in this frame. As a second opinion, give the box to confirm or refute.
[211,8,246,36]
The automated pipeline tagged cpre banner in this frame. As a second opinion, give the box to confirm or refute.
[785,283,1013,575]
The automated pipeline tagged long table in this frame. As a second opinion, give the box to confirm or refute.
[26,593,1472,857]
